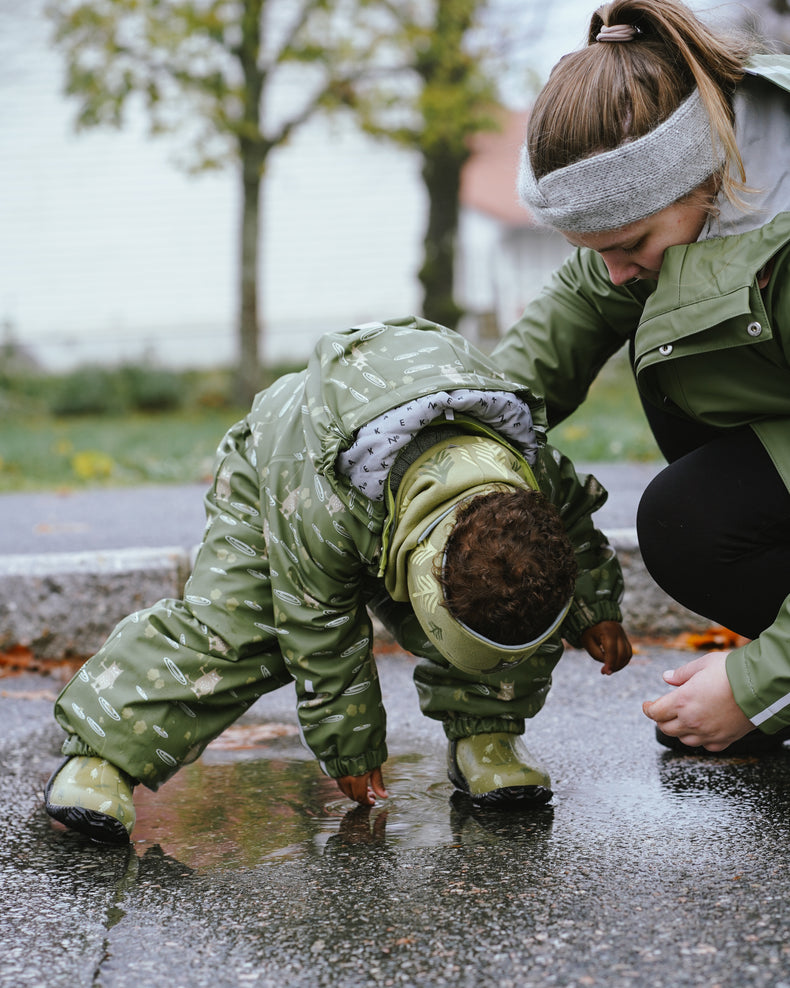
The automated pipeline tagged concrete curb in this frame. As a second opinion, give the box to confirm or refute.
[0,547,192,661]
[0,531,709,662]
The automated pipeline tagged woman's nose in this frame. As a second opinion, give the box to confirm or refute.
[603,256,640,286]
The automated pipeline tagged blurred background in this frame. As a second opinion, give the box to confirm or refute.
[0,0,787,489]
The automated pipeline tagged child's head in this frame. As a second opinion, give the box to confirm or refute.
[406,487,577,675]
[519,0,754,252]
[440,489,577,644]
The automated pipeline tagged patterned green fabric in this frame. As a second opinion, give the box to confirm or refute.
[53,317,624,787]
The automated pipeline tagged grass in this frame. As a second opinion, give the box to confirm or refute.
[0,351,659,493]
[0,362,252,492]
[0,406,247,491]
[550,348,661,462]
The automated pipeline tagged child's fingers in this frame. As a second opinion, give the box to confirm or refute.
[337,773,377,806]
[370,767,388,800]
[604,632,633,674]
[589,625,632,674]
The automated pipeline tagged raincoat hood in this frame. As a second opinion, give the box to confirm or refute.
[384,435,572,675]
[298,316,546,528]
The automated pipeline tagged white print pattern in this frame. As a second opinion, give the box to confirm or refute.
[337,390,537,499]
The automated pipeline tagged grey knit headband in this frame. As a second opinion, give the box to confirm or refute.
[518,89,726,233]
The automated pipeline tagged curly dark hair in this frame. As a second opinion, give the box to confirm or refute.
[438,489,577,645]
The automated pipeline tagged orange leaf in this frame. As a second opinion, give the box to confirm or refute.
[673,627,750,651]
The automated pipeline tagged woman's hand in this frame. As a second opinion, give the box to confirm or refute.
[641,652,753,750]
[581,620,633,675]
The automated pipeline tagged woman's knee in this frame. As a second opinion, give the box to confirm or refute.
[637,467,696,574]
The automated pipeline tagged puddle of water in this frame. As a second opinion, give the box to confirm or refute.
[543,746,790,871]
[132,750,556,872]
[129,732,790,874]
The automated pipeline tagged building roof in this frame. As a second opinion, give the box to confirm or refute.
[460,109,535,227]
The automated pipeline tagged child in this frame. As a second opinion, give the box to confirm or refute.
[492,0,790,754]
[45,316,631,844]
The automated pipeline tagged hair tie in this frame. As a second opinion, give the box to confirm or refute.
[596,23,639,42]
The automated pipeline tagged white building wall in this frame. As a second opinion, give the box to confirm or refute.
[0,4,424,371]
[457,209,573,346]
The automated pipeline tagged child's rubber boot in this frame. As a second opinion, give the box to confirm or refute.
[447,732,553,808]
[45,756,136,845]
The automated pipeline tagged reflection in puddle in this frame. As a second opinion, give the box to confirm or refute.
[128,726,790,876]
[132,751,556,872]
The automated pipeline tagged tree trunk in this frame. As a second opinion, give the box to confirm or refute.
[418,147,466,330]
[235,151,263,406]
[234,0,265,406]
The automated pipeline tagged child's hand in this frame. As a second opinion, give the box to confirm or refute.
[642,651,753,750]
[335,767,388,806]
[580,620,632,675]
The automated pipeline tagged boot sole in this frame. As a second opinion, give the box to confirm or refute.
[469,784,553,809]
[45,802,131,845]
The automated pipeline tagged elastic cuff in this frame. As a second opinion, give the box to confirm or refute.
[442,716,524,742]
[562,603,623,648]
[322,743,389,780]
[725,645,785,728]
[61,734,101,758]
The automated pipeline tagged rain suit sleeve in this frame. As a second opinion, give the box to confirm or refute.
[267,536,388,781]
[726,245,790,734]
[492,248,650,426]
[727,609,790,734]
[536,443,625,647]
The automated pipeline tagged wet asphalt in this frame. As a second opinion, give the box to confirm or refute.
[0,463,662,556]
[3,641,790,988]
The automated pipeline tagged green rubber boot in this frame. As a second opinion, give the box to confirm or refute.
[448,732,553,808]
[45,756,137,845]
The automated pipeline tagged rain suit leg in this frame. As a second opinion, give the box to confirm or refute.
[53,435,291,790]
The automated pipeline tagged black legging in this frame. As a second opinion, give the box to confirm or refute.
[636,398,790,639]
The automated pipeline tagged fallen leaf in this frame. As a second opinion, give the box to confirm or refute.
[33,521,90,536]
[672,627,750,651]
[0,645,37,669]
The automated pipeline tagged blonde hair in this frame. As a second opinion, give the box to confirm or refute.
[527,0,755,209]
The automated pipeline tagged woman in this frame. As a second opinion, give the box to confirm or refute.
[493,0,790,754]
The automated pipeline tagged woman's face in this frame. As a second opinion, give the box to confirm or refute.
[560,199,711,286]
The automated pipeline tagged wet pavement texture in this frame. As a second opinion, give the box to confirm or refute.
[2,644,790,988]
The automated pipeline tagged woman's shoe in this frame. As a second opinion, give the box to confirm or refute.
[447,732,553,808]
[655,725,790,757]
[45,756,137,844]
